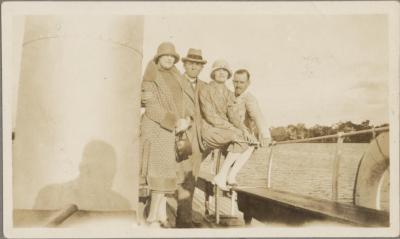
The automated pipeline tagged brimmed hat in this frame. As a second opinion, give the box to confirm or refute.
[182,48,207,64]
[210,59,232,80]
[153,42,180,64]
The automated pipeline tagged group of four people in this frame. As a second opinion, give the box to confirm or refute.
[140,42,272,228]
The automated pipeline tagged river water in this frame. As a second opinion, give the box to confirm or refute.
[200,143,389,211]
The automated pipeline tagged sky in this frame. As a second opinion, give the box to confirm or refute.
[142,15,389,127]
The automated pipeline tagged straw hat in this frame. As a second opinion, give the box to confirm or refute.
[182,48,207,64]
[210,59,232,79]
[153,42,180,64]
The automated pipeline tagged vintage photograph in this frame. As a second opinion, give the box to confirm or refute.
[2,1,399,238]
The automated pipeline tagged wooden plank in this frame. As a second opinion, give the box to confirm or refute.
[235,187,389,227]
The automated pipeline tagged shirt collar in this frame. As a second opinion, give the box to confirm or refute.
[184,73,198,83]
[236,88,250,100]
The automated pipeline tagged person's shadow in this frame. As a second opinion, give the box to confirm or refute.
[33,140,130,211]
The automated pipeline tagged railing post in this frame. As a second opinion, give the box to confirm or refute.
[266,143,274,189]
[332,132,344,201]
[371,126,376,139]
[213,149,221,224]
[231,191,237,216]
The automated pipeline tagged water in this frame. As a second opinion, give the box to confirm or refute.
[200,143,389,211]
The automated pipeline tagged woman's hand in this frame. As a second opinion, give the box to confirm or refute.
[141,90,153,105]
[175,117,191,134]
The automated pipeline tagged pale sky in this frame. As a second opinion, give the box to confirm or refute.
[143,15,389,127]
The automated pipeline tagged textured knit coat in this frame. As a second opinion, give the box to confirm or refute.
[199,81,248,153]
[140,61,186,192]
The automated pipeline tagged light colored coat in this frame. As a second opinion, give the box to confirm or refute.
[227,90,271,140]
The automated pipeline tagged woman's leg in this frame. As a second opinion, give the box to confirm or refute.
[147,191,163,223]
[213,152,241,190]
[157,194,167,223]
[227,146,255,185]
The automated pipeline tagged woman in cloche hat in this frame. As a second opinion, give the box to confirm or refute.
[199,59,254,190]
[140,42,191,227]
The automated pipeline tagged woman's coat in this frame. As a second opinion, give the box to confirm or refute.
[140,61,186,192]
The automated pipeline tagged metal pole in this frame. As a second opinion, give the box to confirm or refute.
[332,132,344,201]
[214,149,221,224]
[274,126,389,145]
[231,191,237,216]
[266,144,274,188]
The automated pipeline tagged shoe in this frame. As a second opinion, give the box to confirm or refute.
[192,220,203,228]
[227,175,239,187]
[147,221,162,228]
[212,176,229,191]
[160,220,172,228]
[175,222,193,228]
[227,181,238,187]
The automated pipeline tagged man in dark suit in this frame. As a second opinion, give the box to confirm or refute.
[175,48,208,228]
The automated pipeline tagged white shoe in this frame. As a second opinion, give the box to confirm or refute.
[212,175,229,191]
[227,179,238,187]
[147,220,162,228]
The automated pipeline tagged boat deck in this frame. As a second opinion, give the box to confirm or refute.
[195,171,389,227]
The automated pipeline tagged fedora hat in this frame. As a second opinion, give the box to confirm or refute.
[153,42,180,64]
[182,48,207,64]
[210,59,232,80]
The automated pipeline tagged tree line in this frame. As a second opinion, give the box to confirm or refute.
[270,120,389,143]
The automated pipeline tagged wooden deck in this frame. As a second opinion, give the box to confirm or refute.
[235,186,389,227]
[196,172,389,227]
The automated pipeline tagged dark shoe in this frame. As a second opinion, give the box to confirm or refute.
[192,220,203,228]
[175,222,194,228]
[227,181,238,187]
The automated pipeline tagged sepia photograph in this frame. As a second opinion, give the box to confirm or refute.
[2,1,399,238]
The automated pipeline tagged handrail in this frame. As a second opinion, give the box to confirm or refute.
[266,126,389,202]
[272,126,389,145]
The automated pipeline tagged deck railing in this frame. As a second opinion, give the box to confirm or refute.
[206,126,389,224]
[266,126,389,201]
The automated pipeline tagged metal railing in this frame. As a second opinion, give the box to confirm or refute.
[265,126,389,201]
[209,126,389,224]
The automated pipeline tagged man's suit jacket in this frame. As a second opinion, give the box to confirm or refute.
[180,75,208,177]
[228,91,271,140]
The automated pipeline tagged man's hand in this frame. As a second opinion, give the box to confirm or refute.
[260,137,274,148]
[141,90,153,105]
[242,129,258,145]
[175,117,191,134]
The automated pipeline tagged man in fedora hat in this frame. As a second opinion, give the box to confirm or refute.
[175,48,208,228]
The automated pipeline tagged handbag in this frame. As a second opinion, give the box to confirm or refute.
[175,131,193,162]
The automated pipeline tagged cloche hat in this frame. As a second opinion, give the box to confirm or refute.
[153,42,180,64]
[210,59,232,79]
